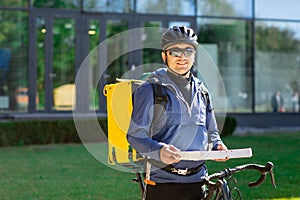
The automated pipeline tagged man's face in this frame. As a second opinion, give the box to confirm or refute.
[162,43,195,76]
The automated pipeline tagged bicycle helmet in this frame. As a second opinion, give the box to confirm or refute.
[161,25,198,50]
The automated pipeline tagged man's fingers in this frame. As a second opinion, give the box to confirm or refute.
[165,146,181,159]
[160,145,181,164]
[168,145,180,152]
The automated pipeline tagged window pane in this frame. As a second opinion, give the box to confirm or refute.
[0,11,28,112]
[0,0,27,7]
[141,21,163,74]
[136,0,195,16]
[197,0,252,18]
[255,21,300,113]
[36,17,46,111]
[105,20,129,83]
[33,0,80,9]
[88,19,100,111]
[255,0,300,20]
[52,18,76,111]
[83,0,133,13]
[197,18,253,113]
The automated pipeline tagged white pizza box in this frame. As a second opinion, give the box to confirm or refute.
[178,148,252,161]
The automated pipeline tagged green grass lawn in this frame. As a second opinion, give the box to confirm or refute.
[210,132,300,200]
[0,132,299,199]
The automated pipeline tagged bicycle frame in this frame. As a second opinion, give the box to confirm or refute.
[220,178,232,200]
[206,177,242,200]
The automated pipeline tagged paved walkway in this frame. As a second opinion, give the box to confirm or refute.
[233,126,300,136]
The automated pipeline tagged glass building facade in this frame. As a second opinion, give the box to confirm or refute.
[0,0,300,125]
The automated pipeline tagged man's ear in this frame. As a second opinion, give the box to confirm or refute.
[161,51,166,63]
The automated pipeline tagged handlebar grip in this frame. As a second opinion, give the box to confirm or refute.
[248,162,274,188]
[249,174,266,187]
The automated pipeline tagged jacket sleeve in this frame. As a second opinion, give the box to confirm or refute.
[126,83,164,161]
[205,95,224,150]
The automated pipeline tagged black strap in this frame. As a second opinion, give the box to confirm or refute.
[162,163,204,176]
[148,158,204,176]
[149,82,168,128]
[199,83,212,112]
[150,82,168,108]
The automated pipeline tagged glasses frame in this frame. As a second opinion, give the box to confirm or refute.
[165,47,195,58]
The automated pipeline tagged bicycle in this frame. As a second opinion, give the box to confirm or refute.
[133,161,276,199]
[203,162,276,200]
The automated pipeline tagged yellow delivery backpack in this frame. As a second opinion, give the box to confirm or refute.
[103,78,168,171]
[103,79,144,169]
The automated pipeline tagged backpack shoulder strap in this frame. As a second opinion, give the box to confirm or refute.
[199,83,213,112]
[147,78,168,109]
[145,79,168,138]
[151,82,168,108]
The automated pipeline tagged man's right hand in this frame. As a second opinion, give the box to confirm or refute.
[160,145,181,164]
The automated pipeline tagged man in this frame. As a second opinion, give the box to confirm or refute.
[271,90,284,113]
[127,25,228,200]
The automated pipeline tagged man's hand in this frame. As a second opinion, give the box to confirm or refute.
[160,145,181,165]
[214,143,229,162]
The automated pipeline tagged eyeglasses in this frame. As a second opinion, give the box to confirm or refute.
[166,47,195,57]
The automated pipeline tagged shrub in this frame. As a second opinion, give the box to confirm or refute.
[0,116,234,146]
[0,118,108,147]
[220,117,237,137]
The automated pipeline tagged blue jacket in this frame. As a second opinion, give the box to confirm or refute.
[127,68,223,183]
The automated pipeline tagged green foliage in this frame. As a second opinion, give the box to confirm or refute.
[256,26,300,52]
[216,116,237,137]
[202,0,236,16]
[0,118,108,146]
[198,20,250,52]
[105,21,130,83]
[33,0,80,9]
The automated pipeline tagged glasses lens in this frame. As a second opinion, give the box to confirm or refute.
[184,48,194,57]
[169,49,182,57]
[168,48,194,57]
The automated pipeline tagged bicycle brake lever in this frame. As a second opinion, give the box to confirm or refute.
[269,170,276,188]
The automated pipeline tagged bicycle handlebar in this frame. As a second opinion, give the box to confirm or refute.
[206,162,276,188]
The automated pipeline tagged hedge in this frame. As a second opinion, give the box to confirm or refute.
[219,117,237,137]
[0,118,108,147]
[0,116,235,147]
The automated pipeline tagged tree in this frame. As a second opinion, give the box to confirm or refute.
[199,0,236,16]
[256,26,300,52]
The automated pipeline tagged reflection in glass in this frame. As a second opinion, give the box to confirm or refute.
[84,0,133,13]
[255,21,300,113]
[136,0,195,16]
[169,21,191,28]
[197,0,252,18]
[105,20,129,83]
[33,0,80,9]
[255,0,300,20]
[141,21,163,75]
[0,11,28,112]
[36,17,46,110]
[89,20,100,110]
[52,18,75,110]
[0,0,27,7]
[197,18,252,112]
